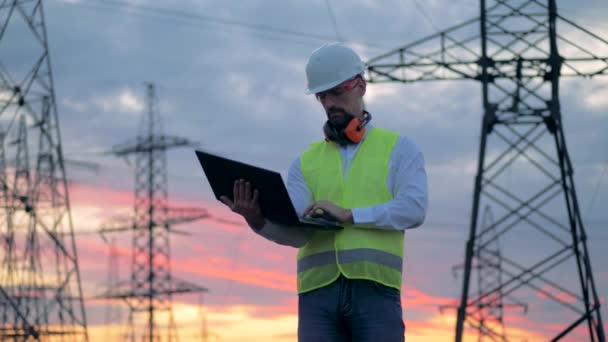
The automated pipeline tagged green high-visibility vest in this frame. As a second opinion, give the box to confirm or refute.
[298,127,404,294]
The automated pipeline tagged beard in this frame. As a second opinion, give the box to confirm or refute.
[327,108,355,130]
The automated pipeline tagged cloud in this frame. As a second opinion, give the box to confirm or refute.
[61,88,144,115]
[177,253,296,293]
[582,83,608,113]
[4,0,604,340]
[69,163,608,338]
[364,82,400,104]
[585,90,608,112]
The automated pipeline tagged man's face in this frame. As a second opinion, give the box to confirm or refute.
[315,77,366,128]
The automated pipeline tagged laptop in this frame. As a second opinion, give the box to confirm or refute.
[195,150,342,230]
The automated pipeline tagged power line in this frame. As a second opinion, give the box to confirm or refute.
[586,160,608,215]
[65,156,205,185]
[324,0,343,42]
[52,0,391,50]
[556,5,608,29]
[409,0,440,32]
[53,0,322,48]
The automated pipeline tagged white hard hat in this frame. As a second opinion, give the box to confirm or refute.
[305,42,365,94]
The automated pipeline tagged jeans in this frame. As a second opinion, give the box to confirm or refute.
[298,275,405,342]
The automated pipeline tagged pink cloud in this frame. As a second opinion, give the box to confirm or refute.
[67,181,607,341]
[176,256,295,292]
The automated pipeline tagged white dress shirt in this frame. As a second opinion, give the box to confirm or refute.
[255,124,428,247]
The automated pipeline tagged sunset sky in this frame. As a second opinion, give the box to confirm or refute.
[4,0,608,341]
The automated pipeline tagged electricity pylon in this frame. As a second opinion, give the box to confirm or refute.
[440,206,528,341]
[98,83,208,342]
[366,0,607,340]
[0,0,89,339]
[101,236,123,341]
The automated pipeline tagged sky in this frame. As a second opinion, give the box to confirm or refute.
[2,0,608,341]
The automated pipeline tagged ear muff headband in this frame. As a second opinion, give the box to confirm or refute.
[323,111,372,145]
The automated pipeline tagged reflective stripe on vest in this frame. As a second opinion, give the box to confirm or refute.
[298,248,403,273]
[298,127,403,294]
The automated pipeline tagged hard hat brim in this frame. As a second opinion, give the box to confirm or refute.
[305,78,346,95]
[305,70,366,95]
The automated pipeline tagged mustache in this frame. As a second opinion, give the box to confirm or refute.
[326,107,347,116]
[326,109,354,130]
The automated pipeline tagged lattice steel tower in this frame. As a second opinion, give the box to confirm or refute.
[366,0,606,340]
[440,205,528,341]
[99,83,208,342]
[0,0,89,340]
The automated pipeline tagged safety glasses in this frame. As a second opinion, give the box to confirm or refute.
[315,76,361,102]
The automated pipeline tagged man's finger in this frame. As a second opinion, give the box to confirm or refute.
[244,181,251,201]
[252,189,259,204]
[219,196,234,208]
[304,202,316,217]
[309,207,324,218]
[233,180,239,202]
[237,179,245,201]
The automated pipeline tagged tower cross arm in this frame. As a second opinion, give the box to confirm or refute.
[166,207,210,226]
[111,135,196,156]
[366,16,608,84]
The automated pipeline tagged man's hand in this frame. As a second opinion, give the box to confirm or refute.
[304,200,353,224]
[220,179,266,230]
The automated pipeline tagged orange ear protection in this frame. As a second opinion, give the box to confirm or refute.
[323,111,372,145]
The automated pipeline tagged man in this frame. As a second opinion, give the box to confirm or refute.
[220,42,428,341]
